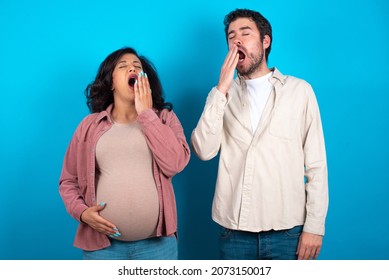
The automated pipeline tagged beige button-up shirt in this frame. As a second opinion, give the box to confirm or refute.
[191,68,328,235]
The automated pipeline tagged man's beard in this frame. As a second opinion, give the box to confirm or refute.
[237,51,264,77]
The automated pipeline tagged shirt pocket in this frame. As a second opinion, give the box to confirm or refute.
[269,110,298,140]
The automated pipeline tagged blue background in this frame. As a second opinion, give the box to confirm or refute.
[1,0,388,260]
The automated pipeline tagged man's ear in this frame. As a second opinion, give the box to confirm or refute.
[263,35,271,50]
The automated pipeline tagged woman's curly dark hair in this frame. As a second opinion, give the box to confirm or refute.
[85,47,172,113]
[224,9,272,61]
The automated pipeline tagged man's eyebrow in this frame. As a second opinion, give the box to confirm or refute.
[228,26,253,36]
[239,26,253,32]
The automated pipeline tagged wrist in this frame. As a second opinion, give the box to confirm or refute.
[216,85,228,96]
[80,209,87,223]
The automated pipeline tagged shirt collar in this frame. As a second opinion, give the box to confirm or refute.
[94,103,161,124]
[270,67,287,85]
[94,103,114,124]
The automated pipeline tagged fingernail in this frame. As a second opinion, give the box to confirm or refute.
[99,202,106,206]
[114,232,121,237]
[144,73,148,78]
[139,71,143,77]
[113,227,118,230]
[109,234,115,238]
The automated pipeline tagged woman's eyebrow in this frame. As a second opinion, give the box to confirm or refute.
[117,60,141,66]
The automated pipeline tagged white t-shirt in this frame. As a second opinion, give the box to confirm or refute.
[246,72,273,134]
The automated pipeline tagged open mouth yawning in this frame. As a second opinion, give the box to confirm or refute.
[238,50,246,62]
[128,74,138,88]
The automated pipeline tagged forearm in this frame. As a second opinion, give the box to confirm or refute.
[191,87,227,160]
[59,180,89,222]
[303,91,328,235]
[138,109,190,177]
[304,161,328,235]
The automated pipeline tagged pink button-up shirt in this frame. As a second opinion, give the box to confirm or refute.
[59,104,190,251]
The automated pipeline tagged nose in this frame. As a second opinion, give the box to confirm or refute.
[233,38,242,45]
[128,67,136,73]
[229,39,242,50]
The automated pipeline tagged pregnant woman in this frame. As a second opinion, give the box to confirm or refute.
[59,47,190,260]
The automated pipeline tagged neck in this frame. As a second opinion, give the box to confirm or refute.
[111,102,138,123]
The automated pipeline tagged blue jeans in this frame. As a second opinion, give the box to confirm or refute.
[83,236,178,260]
[219,225,303,260]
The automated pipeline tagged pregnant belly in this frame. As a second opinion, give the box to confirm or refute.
[97,183,160,242]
